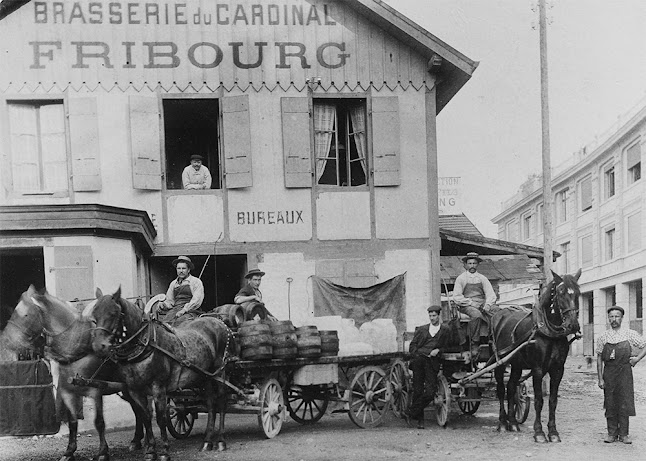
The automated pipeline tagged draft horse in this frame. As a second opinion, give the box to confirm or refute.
[90,287,232,461]
[492,269,581,443]
[2,285,144,461]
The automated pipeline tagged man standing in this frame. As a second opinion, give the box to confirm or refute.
[182,154,212,190]
[452,252,496,357]
[406,305,450,429]
[159,256,204,323]
[597,305,646,444]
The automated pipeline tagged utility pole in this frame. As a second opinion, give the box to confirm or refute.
[539,0,554,281]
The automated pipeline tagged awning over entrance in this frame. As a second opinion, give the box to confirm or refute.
[440,254,544,285]
[0,204,156,254]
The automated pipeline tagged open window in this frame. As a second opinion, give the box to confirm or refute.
[163,99,220,190]
[626,141,641,185]
[314,98,367,187]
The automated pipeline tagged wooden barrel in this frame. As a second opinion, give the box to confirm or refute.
[238,321,273,360]
[269,320,297,359]
[0,360,59,436]
[213,304,245,329]
[319,330,340,357]
[242,301,267,321]
[296,326,321,358]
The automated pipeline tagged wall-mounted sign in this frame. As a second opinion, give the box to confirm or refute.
[438,176,461,215]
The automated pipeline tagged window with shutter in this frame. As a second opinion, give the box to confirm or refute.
[129,95,162,190]
[222,95,252,189]
[7,100,67,194]
[281,97,312,188]
[626,141,641,185]
[162,98,220,190]
[627,211,642,253]
[579,176,592,212]
[371,97,400,186]
[603,164,615,199]
[581,234,593,268]
[69,97,101,191]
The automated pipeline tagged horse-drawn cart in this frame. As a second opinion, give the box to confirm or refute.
[165,351,411,440]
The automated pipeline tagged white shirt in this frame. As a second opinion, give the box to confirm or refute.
[182,165,212,190]
[595,328,646,355]
[428,322,441,337]
[452,270,497,309]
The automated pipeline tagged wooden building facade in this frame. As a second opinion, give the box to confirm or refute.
[0,0,477,330]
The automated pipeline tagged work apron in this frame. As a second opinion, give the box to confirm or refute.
[159,283,194,323]
[460,283,488,337]
[602,340,636,417]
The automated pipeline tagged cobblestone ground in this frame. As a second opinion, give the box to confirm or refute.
[2,355,646,461]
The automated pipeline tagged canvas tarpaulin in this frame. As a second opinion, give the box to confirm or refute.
[311,273,406,337]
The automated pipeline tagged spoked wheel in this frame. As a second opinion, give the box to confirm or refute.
[284,385,329,425]
[348,366,392,428]
[457,386,481,415]
[257,378,285,438]
[166,398,194,439]
[435,374,451,427]
[388,359,412,419]
[515,381,531,424]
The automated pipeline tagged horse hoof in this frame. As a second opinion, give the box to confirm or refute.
[534,434,548,443]
[200,442,213,452]
[159,455,171,461]
[496,424,507,432]
[60,456,75,461]
[97,455,110,461]
[144,453,157,461]
[217,441,227,452]
[510,424,521,432]
[129,441,142,451]
[549,434,562,443]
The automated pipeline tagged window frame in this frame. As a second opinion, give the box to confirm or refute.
[580,233,593,268]
[579,175,593,213]
[602,162,615,200]
[311,94,370,190]
[626,210,642,254]
[2,95,71,197]
[603,225,616,261]
[160,93,223,192]
[559,241,570,274]
[521,211,534,241]
[555,188,569,224]
[626,139,642,186]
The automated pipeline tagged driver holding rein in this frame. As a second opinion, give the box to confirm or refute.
[158,256,204,324]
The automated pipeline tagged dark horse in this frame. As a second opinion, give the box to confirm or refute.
[491,269,581,443]
[2,285,144,461]
[90,287,232,461]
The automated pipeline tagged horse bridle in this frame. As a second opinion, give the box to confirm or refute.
[549,281,579,330]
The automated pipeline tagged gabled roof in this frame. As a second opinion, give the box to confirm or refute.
[439,214,483,237]
[0,0,478,113]
[346,0,478,112]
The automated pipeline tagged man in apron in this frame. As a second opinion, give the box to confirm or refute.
[452,252,497,360]
[159,256,204,324]
[597,305,646,444]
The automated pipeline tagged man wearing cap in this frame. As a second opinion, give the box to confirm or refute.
[406,305,450,429]
[596,305,646,444]
[159,256,205,323]
[452,252,497,358]
[234,268,265,304]
[182,154,212,190]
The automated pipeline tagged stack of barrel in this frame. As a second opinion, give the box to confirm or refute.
[294,326,340,357]
[269,321,298,359]
[238,321,273,360]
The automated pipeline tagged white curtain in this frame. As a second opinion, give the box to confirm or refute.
[314,104,335,182]
[349,106,367,175]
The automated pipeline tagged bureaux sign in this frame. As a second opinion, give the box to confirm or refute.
[27,1,350,71]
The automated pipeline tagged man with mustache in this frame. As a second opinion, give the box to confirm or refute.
[596,305,646,444]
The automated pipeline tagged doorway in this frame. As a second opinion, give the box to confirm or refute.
[0,248,45,329]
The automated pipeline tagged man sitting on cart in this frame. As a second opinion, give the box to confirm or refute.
[235,268,277,321]
[452,252,497,360]
[406,305,451,429]
[158,256,204,324]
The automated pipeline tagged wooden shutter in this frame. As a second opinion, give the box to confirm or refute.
[222,95,252,188]
[129,95,162,190]
[69,97,101,191]
[53,246,94,302]
[371,96,401,186]
[581,235,593,268]
[580,176,592,211]
[281,97,312,188]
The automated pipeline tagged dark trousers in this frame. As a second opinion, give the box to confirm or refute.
[408,355,440,419]
[607,414,629,437]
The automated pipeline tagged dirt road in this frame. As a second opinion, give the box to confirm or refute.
[2,355,645,461]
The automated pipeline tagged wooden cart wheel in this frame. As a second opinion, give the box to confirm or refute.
[388,359,412,419]
[284,385,329,424]
[457,387,481,415]
[257,378,285,438]
[435,374,451,427]
[166,398,194,439]
[515,381,531,424]
[348,366,392,428]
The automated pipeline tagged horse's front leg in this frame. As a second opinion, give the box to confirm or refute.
[494,366,509,432]
[59,392,80,461]
[506,366,523,432]
[130,391,157,460]
[201,381,216,452]
[152,386,171,461]
[91,393,110,461]
[122,391,144,451]
[216,383,228,452]
[546,367,564,442]
[532,372,548,443]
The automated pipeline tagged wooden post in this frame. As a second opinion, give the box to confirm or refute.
[426,86,441,307]
[539,0,554,280]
